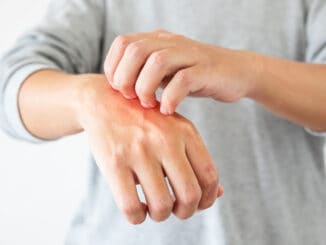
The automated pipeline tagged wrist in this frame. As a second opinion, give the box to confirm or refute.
[210,47,264,102]
[238,50,265,99]
[72,74,114,130]
[18,70,90,139]
[242,51,268,101]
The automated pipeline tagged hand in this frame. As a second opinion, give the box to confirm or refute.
[75,75,223,224]
[104,29,257,115]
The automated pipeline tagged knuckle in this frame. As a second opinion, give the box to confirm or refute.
[125,42,144,58]
[154,29,169,37]
[128,217,145,225]
[154,28,168,33]
[179,119,196,136]
[133,131,148,150]
[175,211,192,220]
[174,203,196,220]
[148,52,167,68]
[121,203,144,224]
[179,187,202,208]
[201,165,219,190]
[121,203,137,216]
[200,180,218,201]
[157,132,173,147]
[149,132,167,149]
[150,199,173,221]
[170,33,184,40]
[174,70,191,87]
[198,197,216,210]
[115,35,129,48]
[154,30,178,40]
[198,167,219,210]
[110,147,126,169]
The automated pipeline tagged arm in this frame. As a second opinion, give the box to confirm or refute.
[0,0,104,141]
[105,30,326,133]
[249,57,326,133]
[18,70,223,224]
[18,70,83,140]
[0,0,222,224]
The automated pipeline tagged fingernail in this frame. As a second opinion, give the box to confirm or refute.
[160,105,174,115]
[124,94,137,99]
[110,81,118,90]
[160,106,169,115]
[141,101,156,109]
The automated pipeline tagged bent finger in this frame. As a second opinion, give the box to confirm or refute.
[114,39,174,100]
[162,149,202,219]
[160,67,197,115]
[104,32,150,85]
[134,153,173,222]
[185,130,220,210]
[136,48,195,108]
[107,162,147,224]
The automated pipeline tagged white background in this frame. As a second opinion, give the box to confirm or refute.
[0,1,325,245]
[0,1,89,244]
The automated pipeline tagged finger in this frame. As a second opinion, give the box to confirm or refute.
[160,67,197,115]
[104,30,168,88]
[104,35,132,83]
[217,183,224,198]
[160,75,173,89]
[132,168,169,185]
[91,135,147,225]
[162,149,202,219]
[106,160,147,225]
[103,32,149,86]
[185,129,220,210]
[114,39,174,100]
[134,153,173,222]
[136,48,195,108]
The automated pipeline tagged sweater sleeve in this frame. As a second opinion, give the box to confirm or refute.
[0,0,105,143]
[304,0,326,137]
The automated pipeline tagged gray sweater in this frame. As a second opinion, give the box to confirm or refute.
[0,0,325,244]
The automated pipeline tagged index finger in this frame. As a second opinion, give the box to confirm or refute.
[103,32,159,86]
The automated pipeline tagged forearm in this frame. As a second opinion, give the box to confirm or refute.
[248,54,326,132]
[18,70,85,140]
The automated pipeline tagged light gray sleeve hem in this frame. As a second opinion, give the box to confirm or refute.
[3,64,58,143]
[304,127,326,137]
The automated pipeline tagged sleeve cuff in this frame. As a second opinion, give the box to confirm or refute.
[3,64,58,143]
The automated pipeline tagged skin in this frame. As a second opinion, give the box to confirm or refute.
[105,30,326,132]
[19,71,223,224]
[18,29,326,225]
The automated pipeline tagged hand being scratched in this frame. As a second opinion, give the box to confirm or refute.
[76,75,223,224]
